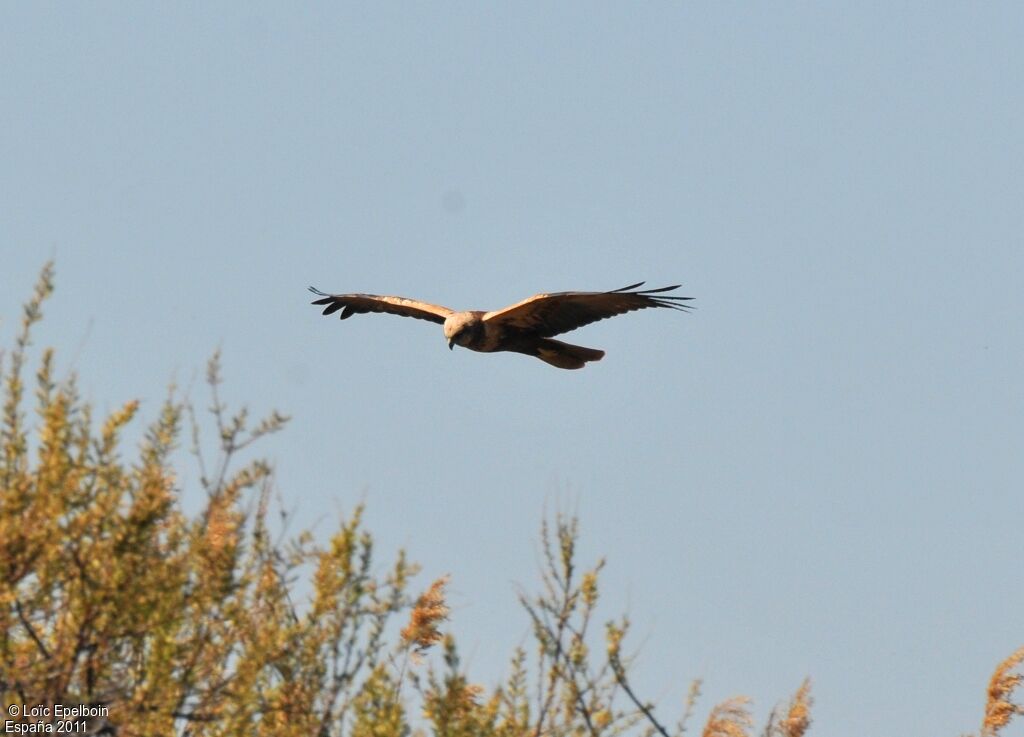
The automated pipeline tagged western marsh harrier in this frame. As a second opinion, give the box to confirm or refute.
[308,282,692,369]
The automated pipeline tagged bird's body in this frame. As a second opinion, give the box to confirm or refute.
[441,311,607,369]
[309,282,692,369]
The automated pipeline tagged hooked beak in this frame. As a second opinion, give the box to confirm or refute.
[448,339,454,350]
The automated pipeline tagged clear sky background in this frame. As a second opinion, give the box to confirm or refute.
[2,4,1022,736]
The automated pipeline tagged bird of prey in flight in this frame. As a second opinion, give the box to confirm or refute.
[308,282,692,369]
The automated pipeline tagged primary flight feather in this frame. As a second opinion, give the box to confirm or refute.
[308,282,692,370]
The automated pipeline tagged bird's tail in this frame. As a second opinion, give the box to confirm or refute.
[529,338,605,370]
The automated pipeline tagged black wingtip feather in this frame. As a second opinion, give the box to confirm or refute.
[610,281,646,293]
[608,282,693,308]
[655,301,694,312]
[608,282,688,297]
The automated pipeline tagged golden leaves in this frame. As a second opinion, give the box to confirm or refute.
[401,574,450,656]
[764,679,813,737]
[702,696,753,737]
[1,268,417,736]
[778,679,813,737]
[7,264,1023,737]
[982,646,1024,736]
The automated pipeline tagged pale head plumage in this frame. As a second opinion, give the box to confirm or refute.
[443,313,483,350]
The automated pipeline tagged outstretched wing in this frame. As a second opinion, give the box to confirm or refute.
[309,287,453,325]
[483,282,692,338]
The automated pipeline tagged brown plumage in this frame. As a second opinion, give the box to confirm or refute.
[309,282,692,370]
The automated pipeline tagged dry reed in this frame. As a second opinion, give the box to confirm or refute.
[982,646,1024,736]
[401,574,450,655]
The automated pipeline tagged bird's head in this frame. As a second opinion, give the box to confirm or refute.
[443,313,480,350]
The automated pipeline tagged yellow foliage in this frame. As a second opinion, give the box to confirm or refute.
[1,265,1015,737]
[401,575,450,656]
[701,696,753,737]
[1,266,412,736]
[982,646,1024,737]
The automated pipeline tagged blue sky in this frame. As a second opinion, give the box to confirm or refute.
[2,4,1022,735]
